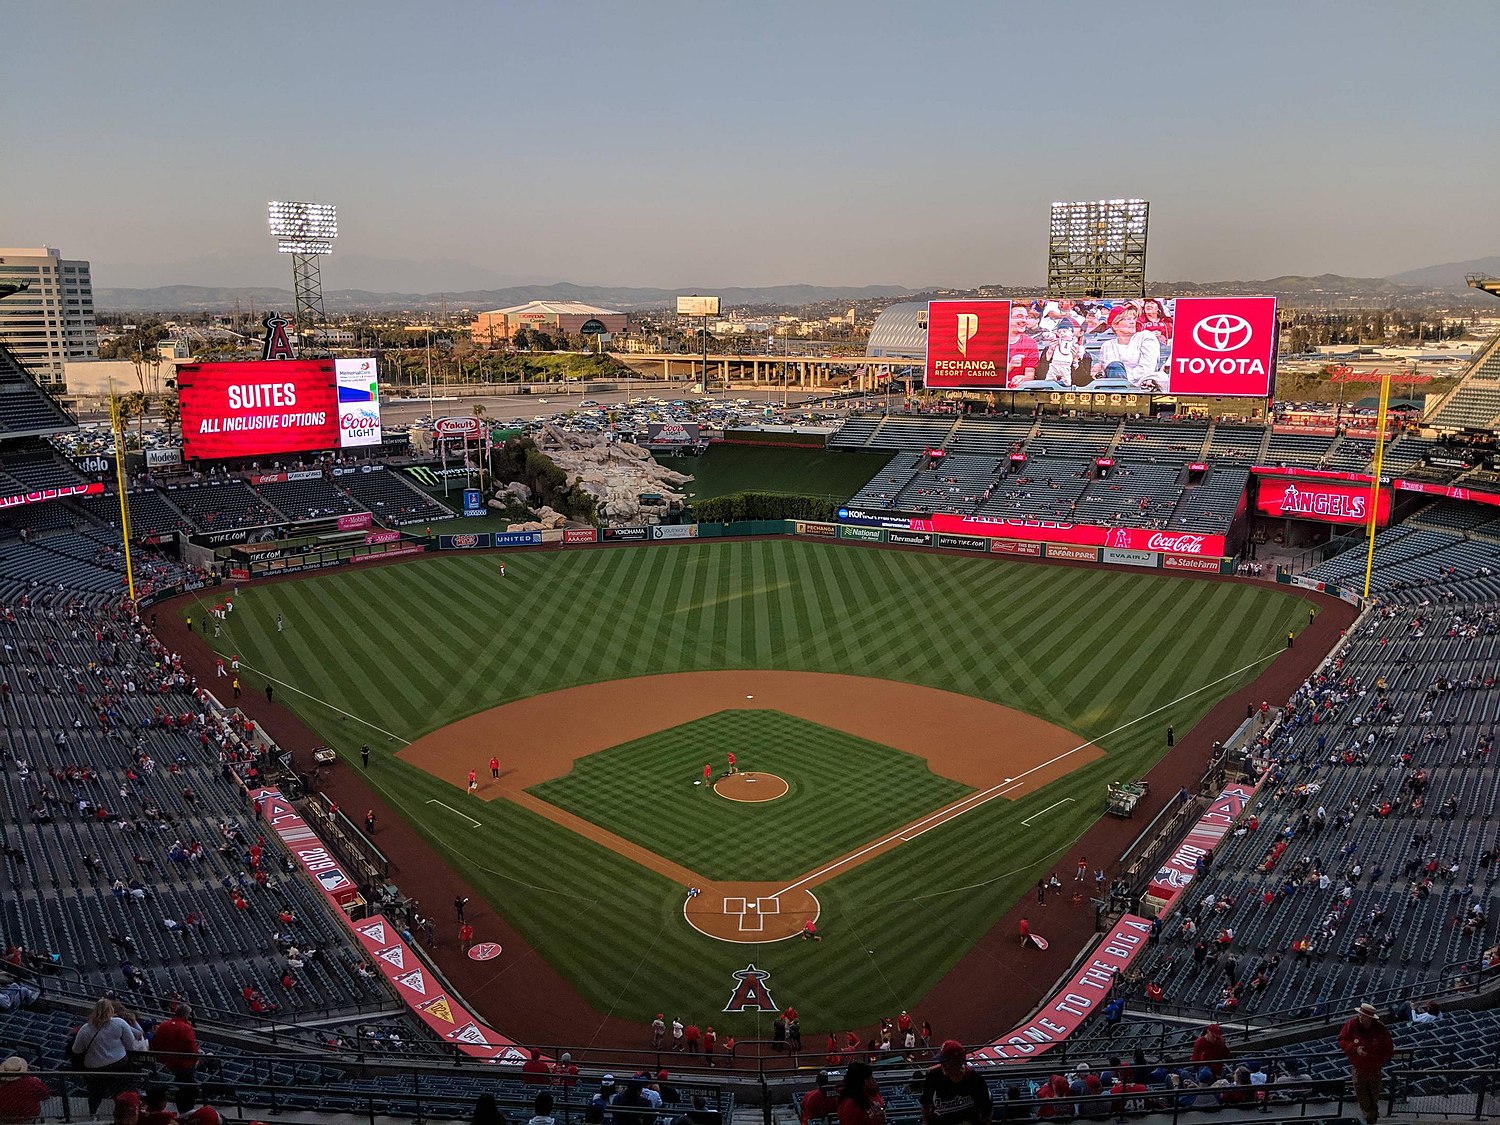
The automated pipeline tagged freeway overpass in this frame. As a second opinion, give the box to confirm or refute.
[610,352,907,391]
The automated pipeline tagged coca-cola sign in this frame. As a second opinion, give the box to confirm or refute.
[927,513,1226,556]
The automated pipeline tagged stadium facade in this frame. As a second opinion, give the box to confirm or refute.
[468,300,626,344]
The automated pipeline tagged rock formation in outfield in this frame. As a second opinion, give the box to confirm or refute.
[528,424,694,526]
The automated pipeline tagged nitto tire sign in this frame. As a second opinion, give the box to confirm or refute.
[935,533,987,552]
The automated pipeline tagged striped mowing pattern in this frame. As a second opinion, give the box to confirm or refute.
[530,710,972,881]
[200,540,1306,1031]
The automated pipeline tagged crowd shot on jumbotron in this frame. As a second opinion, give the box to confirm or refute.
[4,6,1500,1125]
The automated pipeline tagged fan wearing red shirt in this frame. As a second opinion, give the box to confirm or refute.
[684,1024,702,1057]
[1006,306,1040,388]
[836,1062,886,1125]
[521,1048,551,1085]
[801,1072,839,1125]
[151,1004,201,1085]
[0,1056,50,1123]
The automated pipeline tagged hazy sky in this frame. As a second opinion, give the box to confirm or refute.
[6,0,1499,291]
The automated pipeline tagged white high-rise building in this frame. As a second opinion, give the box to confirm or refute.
[0,247,97,388]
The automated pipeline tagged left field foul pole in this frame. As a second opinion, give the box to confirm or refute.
[108,380,138,604]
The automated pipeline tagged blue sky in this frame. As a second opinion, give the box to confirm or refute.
[6,0,1498,290]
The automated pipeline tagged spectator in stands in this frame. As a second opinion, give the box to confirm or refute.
[0,1056,50,1124]
[471,1093,507,1125]
[837,1062,886,1125]
[521,1048,551,1085]
[921,1040,991,1125]
[1190,1023,1231,1077]
[150,1004,201,1109]
[1338,1002,1394,1125]
[527,1092,555,1125]
[72,998,148,1114]
[610,1078,655,1125]
[140,1087,177,1125]
[673,1095,721,1125]
[801,1071,839,1125]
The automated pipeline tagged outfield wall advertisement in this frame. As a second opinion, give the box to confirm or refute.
[1256,478,1391,527]
[924,295,1277,396]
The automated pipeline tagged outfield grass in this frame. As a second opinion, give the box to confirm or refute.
[657,444,892,502]
[530,710,972,881]
[198,539,1307,1032]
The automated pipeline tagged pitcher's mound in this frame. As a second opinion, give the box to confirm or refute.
[714,771,789,803]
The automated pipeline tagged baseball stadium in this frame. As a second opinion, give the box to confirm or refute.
[7,272,1500,1125]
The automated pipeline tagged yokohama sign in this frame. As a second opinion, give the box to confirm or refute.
[1257,479,1390,526]
[927,513,1225,556]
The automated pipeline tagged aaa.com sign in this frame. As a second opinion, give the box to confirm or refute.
[1257,478,1391,527]
[1169,297,1278,397]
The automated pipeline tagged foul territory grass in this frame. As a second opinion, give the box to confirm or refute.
[657,444,891,501]
[529,710,971,881]
[196,538,1307,1033]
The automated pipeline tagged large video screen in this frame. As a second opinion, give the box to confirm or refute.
[924,295,1277,397]
[179,358,382,460]
[1257,477,1391,527]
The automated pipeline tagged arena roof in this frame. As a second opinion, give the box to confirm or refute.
[865,301,926,362]
[479,300,623,317]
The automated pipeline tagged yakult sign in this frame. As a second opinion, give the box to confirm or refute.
[1169,297,1278,397]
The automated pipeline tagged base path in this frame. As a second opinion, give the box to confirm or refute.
[399,670,1104,943]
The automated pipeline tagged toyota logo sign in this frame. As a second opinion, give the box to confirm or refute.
[1192,314,1253,353]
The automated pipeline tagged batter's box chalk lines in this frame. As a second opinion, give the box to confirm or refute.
[1021,797,1076,826]
[425,799,482,828]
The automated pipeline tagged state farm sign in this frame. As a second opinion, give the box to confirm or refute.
[1168,297,1278,397]
[1163,553,1223,573]
[1258,478,1390,527]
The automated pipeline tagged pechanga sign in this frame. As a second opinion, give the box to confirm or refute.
[925,300,1013,390]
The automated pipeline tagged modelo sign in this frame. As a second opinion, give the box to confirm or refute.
[1258,479,1390,527]
[178,359,340,460]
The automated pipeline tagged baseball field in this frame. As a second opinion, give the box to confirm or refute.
[197,538,1308,1036]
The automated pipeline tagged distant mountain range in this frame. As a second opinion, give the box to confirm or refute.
[93,281,915,315]
[93,258,1500,315]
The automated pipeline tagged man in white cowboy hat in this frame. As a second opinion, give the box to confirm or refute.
[1337,1002,1394,1125]
[0,1055,51,1122]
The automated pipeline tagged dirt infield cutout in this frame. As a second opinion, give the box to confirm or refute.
[714,771,788,803]
[399,671,1104,943]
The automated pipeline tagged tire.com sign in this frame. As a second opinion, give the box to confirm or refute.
[178,360,340,460]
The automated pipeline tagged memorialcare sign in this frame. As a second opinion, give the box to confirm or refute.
[972,916,1153,1064]
[178,359,340,459]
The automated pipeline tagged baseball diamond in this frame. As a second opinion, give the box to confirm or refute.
[193,537,1314,1036]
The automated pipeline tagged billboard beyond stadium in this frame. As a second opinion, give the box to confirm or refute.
[177,357,383,459]
[925,295,1278,395]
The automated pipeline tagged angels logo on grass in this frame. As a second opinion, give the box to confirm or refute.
[357,920,388,944]
[467,942,502,961]
[394,968,429,996]
[723,963,779,1012]
[448,1022,490,1046]
[418,994,455,1024]
[375,944,406,969]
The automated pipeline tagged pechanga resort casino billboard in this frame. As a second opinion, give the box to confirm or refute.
[924,295,1277,397]
[179,358,383,460]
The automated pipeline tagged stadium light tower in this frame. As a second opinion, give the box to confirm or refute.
[1046,199,1149,299]
[267,200,338,349]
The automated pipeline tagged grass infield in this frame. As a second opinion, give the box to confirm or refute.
[529,709,972,882]
[199,538,1305,1032]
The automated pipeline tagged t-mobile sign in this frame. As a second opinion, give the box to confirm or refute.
[925,300,1014,389]
[1169,297,1278,397]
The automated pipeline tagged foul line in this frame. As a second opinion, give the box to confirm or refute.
[767,649,1281,900]
[1022,798,1076,826]
[241,663,411,745]
[425,799,482,828]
